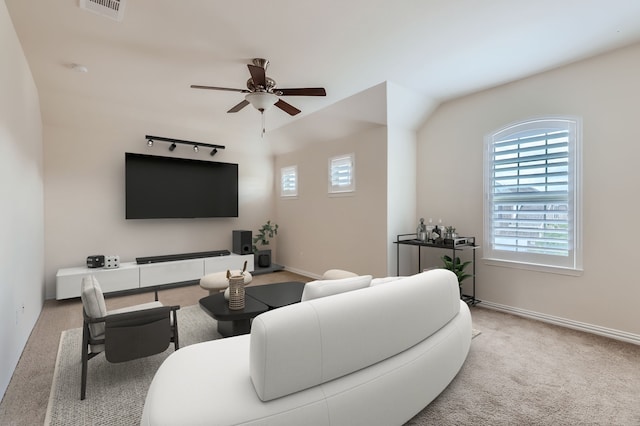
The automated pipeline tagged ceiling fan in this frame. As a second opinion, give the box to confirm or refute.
[190,58,326,117]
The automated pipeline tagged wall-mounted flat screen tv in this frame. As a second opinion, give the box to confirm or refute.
[125,152,239,219]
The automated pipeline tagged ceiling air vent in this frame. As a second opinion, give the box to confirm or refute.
[79,0,126,22]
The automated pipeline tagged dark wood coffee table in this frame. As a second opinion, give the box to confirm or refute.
[199,293,269,337]
[199,281,305,337]
[245,281,305,309]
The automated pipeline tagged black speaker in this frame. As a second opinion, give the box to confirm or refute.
[232,230,252,255]
[86,255,105,268]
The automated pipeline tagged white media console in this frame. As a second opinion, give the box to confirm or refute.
[56,253,254,300]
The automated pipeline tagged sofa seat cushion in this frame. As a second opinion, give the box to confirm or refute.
[300,275,372,302]
[142,335,328,426]
[250,269,461,401]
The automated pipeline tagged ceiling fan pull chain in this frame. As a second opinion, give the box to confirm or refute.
[261,111,266,138]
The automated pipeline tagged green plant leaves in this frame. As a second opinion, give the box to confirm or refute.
[252,220,279,252]
[440,255,471,283]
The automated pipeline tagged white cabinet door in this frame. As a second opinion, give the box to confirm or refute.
[204,254,254,274]
[56,263,139,299]
[139,258,204,288]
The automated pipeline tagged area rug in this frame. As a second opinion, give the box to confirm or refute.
[44,305,220,426]
[45,305,481,426]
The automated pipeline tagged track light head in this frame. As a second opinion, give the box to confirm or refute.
[210,148,218,156]
[169,143,177,151]
[193,145,199,152]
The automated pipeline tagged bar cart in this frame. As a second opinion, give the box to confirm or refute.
[394,233,479,306]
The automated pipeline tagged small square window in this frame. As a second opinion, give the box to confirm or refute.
[281,165,298,197]
[328,154,355,194]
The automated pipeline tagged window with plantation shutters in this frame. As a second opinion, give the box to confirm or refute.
[328,154,355,194]
[280,165,298,197]
[484,117,582,273]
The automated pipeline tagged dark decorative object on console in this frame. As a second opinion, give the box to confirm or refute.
[256,250,272,268]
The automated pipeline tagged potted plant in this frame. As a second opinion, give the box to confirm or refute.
[441,255,472,288]
[252,220,278,268]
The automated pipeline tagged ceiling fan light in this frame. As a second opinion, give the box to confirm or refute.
[245,92,278,112]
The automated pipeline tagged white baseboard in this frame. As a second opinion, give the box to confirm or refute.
[479,301,640,346]
[283,266,321,280]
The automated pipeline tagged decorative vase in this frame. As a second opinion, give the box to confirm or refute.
[255,249,272,268]
[227,274,245,310]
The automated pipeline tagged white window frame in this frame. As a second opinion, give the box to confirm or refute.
[328,153,355,194]
[483,116,582,275]
[280,165,298,198]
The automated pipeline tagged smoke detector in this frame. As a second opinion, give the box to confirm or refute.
[79,0,126,22]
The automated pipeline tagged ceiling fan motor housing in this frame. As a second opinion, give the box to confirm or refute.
[247,77,277,92]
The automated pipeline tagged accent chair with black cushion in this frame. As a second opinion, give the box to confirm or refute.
[80,275,180,400]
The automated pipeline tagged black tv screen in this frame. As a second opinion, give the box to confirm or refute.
[125,153,238,219]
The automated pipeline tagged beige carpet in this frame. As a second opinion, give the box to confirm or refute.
[45,305,481,426]
[45,305,220,426]
[406,308,640,425]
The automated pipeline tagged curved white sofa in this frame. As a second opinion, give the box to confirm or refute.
[141,269,472,426]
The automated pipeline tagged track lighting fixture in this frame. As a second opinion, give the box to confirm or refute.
[144,135,225,155]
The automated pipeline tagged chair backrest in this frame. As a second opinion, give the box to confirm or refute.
[80,275,108,339]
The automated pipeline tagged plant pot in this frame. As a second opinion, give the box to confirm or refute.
[255,249,271,268]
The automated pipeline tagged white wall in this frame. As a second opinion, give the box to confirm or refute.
[275,126,388,278]
[0,1,44,398]
[41,92,275,299]
[417,42,640,337]
[385,82,436,276]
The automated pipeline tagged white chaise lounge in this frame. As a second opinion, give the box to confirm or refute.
[141,269,472,426]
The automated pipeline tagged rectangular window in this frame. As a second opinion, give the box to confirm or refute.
[484,117,582,273]
[328,154,355,194]
[280,165,298,197]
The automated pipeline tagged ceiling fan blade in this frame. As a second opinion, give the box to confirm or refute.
[227,100,250,113]
[276,88,327,96]
[275,99,301,116]
[247,64,267,88]
[191,85,249,93]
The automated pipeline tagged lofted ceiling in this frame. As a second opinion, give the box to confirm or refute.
[6,0,640,150]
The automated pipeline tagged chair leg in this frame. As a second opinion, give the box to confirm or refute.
[173,309,179,350]
[80,323,89,400]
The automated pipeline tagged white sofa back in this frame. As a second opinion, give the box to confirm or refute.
[249,269,461,401]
